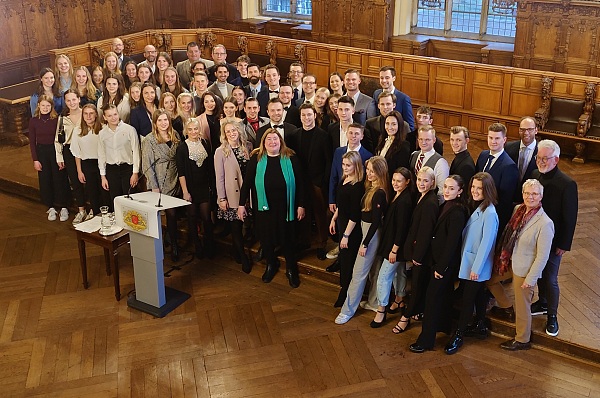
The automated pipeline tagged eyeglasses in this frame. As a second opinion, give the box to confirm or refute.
[519,127,536,133]
[535,155,556,163]
[523,192,541,197]
[290,70,303,74]
[213,52,226,56]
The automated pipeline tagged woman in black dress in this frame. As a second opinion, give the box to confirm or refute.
[409,175,469,353]
[329,151,365,307]
[393,166,440,334]
[238,129,305,287]
[375,111,411,174]
[176,117,214,258]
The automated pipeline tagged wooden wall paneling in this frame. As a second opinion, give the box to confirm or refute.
[430,40,484,64]
[0,2,34,86]
[433,64,466,109]
[470,69,505,115]
[203,0,240,27]
[54,1,88,48]
[126,0,156,32]
[508,74,544,117]
[22,1,60,57]
[398,59,428,103]
[86,0,120,42]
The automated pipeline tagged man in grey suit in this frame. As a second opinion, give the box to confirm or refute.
[344,69,376,125]
[207,64,234,100]
[176,42,214,90]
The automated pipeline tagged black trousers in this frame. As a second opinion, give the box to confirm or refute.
[405,264,430,318]
[105,163,135,211]
[457,279,487,331]
[336,230,361,303]
[80,158,106,214]
[62,144,85,207]
[263,220,298,270]
[36,144,69,208]
[416,269,455,348]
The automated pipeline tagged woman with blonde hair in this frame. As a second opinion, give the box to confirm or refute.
[102,51,121,77]
[173,92,196,138]
[176,118,215,259]
[71,66,101,106]
[28,95,69,221]
[55,54,74,94]
[335,156,389,324]
[159,92,178,119]
[91,66,104,91]
[314,87,330,128]
[128,81,142,109]
[238,129,306,287]
[70,104,105,218]
[215,119,252,272]
[142,109,182,261]
[329,151,365,306]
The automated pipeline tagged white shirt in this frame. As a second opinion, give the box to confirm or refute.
[339,123,350,148]
[346,143,362,153]
[303,94,315,105]
[70,127,100,160]
[268,86,280,100]
[419,148,449,203]
[292,84,302,98]
[271,122,285,139]
[97,93,131,123]
[98,121,140,175]
[55,114,81,163]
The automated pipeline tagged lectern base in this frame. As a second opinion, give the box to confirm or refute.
[127,286,191,318]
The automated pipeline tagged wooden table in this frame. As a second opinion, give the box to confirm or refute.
[75,228,130,301]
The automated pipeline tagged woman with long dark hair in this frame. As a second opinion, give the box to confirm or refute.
[162,66,188,99]
[130,82,158,138]
[329,151,365,307]
[197,91,223,153]
[409,175,469,353]
[97,73,130,122]
[375,111,411,174]
[28,95,69,221]
[30,68,63,116]
[444,172,499,355]
[142,109,181,261]
[70,104,105,219]
[371,167,414,327]
[176,118,215,259]
[123,60,139,89]
[335,156,389,324]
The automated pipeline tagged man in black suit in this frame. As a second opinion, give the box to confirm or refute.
[449,126,476,185]
[295,74,316,106]
[363,92,409,154]
[205,44,241,86]
[278,84,301,128]
[243,63,266,98]
[531,139,578,337]
[505,116,539,203]
[256,98,298,151]
[328,96,355,153]
[407,106,443,155]
[475,123,519,233]
[257,64,281,117]
[288,62,305,103]
[295,103,333,260]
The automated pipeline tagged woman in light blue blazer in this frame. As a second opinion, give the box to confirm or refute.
[445,172,499,355]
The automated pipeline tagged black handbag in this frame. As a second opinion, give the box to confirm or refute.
[57,116,65,144]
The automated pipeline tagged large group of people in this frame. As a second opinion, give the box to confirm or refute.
[28,38,578,352]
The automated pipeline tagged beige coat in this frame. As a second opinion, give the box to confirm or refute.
[214,145,248,208]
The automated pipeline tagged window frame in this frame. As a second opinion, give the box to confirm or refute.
[411,0,516,43]
[260,0,312,21]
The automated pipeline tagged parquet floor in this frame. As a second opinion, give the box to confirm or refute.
[1,190,600,397]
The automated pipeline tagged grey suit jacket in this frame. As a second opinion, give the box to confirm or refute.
[207,82,234,100]
[352,92,377,125]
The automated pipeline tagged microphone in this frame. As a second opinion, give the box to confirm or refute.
[156,161,169,207]
[125,156,160,199]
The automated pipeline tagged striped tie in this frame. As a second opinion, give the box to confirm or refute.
[415,153,425,174]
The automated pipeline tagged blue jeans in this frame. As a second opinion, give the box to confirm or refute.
[376,258,407,307]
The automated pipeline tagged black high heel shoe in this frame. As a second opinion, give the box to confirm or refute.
[392,317,410,334]
[370,310,387,328]
[387,299,405,314]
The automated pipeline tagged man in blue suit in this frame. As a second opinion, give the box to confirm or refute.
[505,116,539,203]
[372,66,415,131]
[476,123,519,234]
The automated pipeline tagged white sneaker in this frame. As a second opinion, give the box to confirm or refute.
[326,246,340,259]
[84,210,95,221]
[47,208,57,221]
[335,313,351,325]
[59,208,69,222]
[72,210,86,225]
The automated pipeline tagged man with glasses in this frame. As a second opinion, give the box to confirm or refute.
[530,139,578,337]
[476,123,519,233]
[206,44,241,85]
[505,117,539,203]
[296,74,317,106]
[288,62,305,103]
[138,44,157,72]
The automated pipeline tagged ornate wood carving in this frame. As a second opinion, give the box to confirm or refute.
[237,35,248,55]
[91,46,105,67]
[265,40,277,65]
[578,82,596,137]
[152,32,172,53]
[119,0,135,32]
[535,76,553,128]
[123,39,135,56]
[205,31,217,54]
[294,44,306,67]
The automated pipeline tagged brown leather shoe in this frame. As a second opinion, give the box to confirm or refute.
[500,339,531,351]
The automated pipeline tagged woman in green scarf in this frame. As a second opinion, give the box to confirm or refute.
[238,129,305,287]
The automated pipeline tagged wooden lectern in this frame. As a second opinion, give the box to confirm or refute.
[114,191,190,317]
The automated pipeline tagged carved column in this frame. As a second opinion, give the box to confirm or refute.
[0,102,30,146]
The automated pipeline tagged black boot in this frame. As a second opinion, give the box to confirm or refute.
[241,252,252,274]
[286,265,300,288]
[262,262,279,283]
[463,320,489,339]
[444,330,464,355]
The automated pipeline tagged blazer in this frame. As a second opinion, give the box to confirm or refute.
[373,88,415,130]
[377,189,414,260]
[256,122,299,151]
[450,150,476,187]
[129,106,153,138]
[241,116,270,148]
[176,58,215,89]
[244,83,267,99]
[207,81,234,100]
[363,115,410,155]
[431,201,469,276]
[459,204,499,281]
[532,166,578,251]
[284,105,302,128]
[214,146,246,208]
[505,140,538,203]
[476,150,519,231]
[511,206,555,286]
[404,190,440,264]
[328,145,373,204]
[351,92,377,125]
[294,126,333,190]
